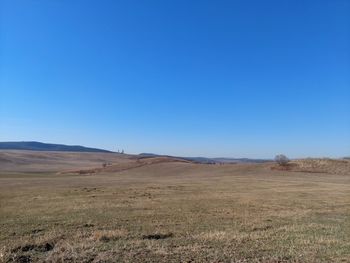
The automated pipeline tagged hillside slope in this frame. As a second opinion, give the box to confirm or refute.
[0,150,129,172]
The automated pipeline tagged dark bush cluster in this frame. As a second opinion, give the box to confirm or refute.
[275,154,289,166]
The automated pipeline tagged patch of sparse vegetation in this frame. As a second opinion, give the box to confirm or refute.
[142,233,173,240]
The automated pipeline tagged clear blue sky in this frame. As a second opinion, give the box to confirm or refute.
[1,0,349,158]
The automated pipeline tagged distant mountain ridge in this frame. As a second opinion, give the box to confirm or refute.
[0,141,112,153]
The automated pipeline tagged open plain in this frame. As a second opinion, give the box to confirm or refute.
[0,150,350,262]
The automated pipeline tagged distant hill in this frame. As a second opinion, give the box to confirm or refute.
[139,153,213,163]
[139,153,270,164]
[0,141,112,153]
[212,157,271,164]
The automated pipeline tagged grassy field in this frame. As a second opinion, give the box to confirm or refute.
[1,153,350,262]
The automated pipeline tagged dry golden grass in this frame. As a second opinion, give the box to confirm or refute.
[272,158,350,175]
[0,151,349,262]
[293,158,350,175]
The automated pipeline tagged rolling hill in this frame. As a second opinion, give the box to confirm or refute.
[0,141,112,153]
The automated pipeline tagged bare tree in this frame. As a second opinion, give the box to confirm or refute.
[275,154,289,166]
